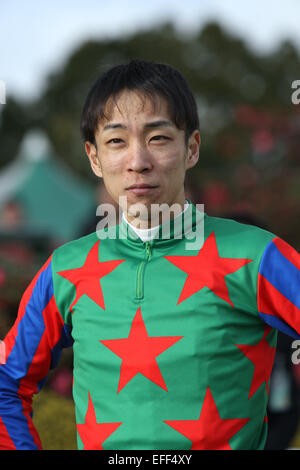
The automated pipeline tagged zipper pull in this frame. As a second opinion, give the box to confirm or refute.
[146,242,152,261]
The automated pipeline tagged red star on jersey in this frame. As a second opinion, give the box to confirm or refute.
[165,231,252,307]
[236,325,276,399]
[100,307,183,393]
[57,240,124,312]
[165,387,249,450]
[77,392,122,450]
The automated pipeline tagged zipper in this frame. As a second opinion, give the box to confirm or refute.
[136,242,152,300]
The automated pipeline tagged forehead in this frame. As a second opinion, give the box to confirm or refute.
[100,90,172,126]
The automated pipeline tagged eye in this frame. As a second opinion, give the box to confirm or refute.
[108,138,122,143]
[150,135,170,142]
[107,138,123,145]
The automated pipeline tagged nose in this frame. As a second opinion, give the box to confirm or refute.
[126,142,152,173]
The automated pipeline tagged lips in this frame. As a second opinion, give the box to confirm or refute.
[126,184,157,190]
[125,184,158,195]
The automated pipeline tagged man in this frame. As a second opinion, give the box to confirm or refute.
[0,59,299,450]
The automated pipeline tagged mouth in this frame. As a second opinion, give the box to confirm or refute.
[125,184,158,195]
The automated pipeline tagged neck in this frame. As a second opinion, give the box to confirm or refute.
[124,199,187,230]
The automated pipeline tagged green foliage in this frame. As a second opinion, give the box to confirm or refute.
[0,97,35,168]
[33,389,77,450]
[1,21,300,246]
[1,21,299,177]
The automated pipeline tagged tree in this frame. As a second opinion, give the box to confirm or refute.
[1,22,300,245]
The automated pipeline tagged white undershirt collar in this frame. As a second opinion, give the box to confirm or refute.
[122,200,190,242]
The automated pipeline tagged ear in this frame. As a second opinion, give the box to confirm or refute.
[85,141,103,178]
[186,130,201,170]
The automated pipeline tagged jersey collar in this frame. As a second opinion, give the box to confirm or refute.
[118,200,205,247]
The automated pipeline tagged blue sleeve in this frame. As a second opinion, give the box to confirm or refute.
[257,237,300,339]
[0,256,73,449]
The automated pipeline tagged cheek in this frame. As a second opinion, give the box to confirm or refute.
[159,149,187,174]
[101,158,124,177]
[98,147,126,171]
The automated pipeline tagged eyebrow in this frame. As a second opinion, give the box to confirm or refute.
[102,120,174,131]
[145,120,173,129]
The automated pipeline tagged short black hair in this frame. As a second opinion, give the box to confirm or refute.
[80,59,200,145]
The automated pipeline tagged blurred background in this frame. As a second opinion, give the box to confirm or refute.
[1,0,300,450]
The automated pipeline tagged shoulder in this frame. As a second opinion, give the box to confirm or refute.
[52,231,100,268]
[205,214,275,241]
[51,224,121,269]
[204,214,276,258]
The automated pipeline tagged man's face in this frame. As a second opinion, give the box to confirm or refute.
[85,90,200,227]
